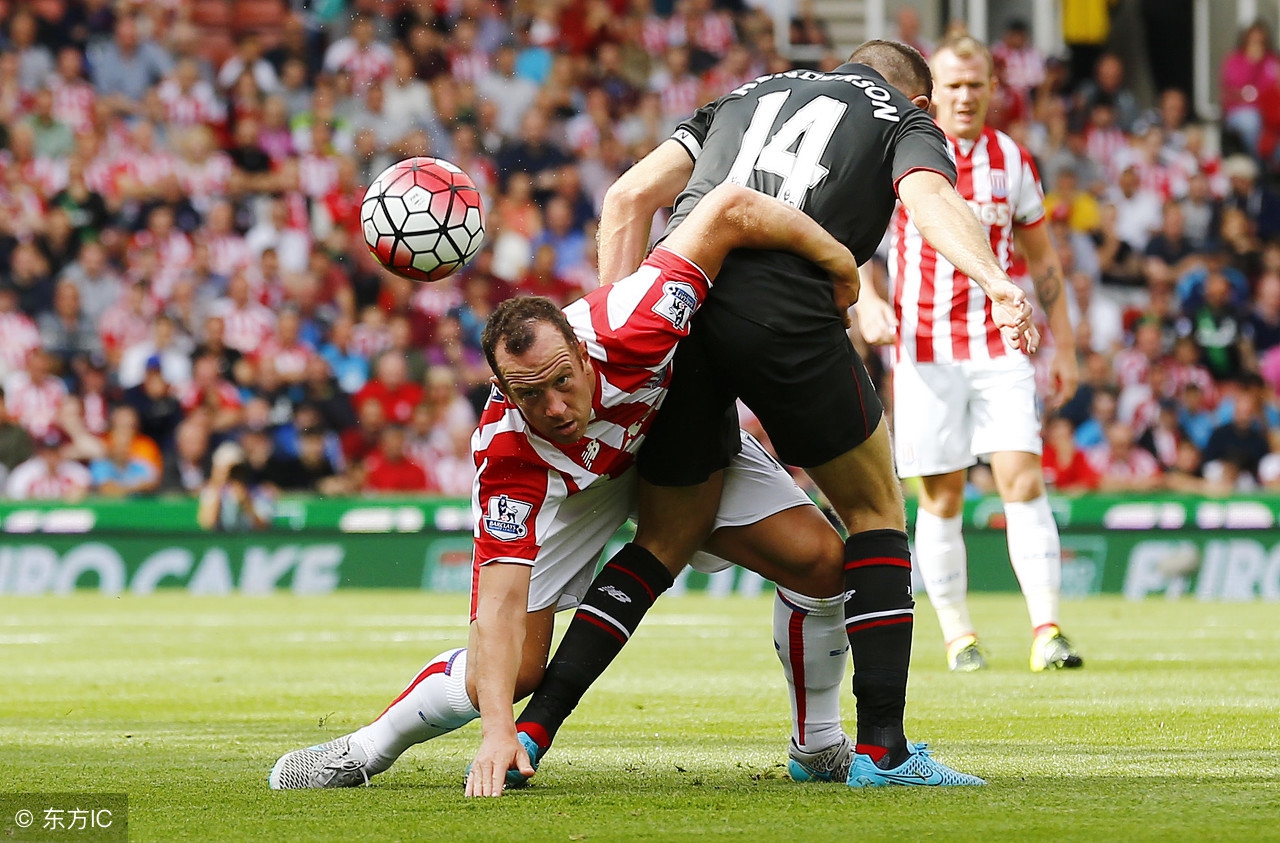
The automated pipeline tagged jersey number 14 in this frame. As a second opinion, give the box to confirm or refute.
[725,91,847,209]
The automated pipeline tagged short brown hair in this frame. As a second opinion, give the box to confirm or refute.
[848,39,933,102]
[481,296,579,386]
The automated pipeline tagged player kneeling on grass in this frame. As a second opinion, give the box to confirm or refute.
[270,184,983,795]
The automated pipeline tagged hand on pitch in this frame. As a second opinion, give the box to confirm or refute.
[855,297,897,345]
[989,279,1038,355]
[1047,345,1079,410]
[465,731,535,798]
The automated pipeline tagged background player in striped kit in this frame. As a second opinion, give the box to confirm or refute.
[857,34,1083,673]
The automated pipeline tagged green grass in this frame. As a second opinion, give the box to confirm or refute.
[2,593,1278,842]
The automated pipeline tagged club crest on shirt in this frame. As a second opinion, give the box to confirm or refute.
[482,494,533,541]
[990,169,1008,199]
[652,281,698,331]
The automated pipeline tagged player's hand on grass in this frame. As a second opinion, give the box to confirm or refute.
[465,730,535,798]
[989,278,1039,355]
[855,297,897,345]
[1047,345,1079,410]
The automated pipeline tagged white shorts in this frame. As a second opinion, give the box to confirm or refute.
[891,353,1042,478]
[525,432,814,613]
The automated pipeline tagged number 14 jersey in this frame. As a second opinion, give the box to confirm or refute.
[665,63,956,333]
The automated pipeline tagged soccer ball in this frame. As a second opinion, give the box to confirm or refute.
[361,157,486,282]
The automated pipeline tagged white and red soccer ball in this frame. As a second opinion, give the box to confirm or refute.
[361,157,486,282]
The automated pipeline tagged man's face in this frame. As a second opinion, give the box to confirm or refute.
[931,49,993,140]
[495,322,595,445]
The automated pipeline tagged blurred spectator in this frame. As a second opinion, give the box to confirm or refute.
[211,270,277,355]
[1202,388,1271,484]
[1078,52,1140,132]
[0,284,41,380]
[59,241,122,330]
[993,20,1044,102]
[1041,415,1100,493]
[355,353,423,425]
[1088,420,1164,492]
[0,386,34,488]
[197,441,271,530]
[324,15,393,94]
[363,424,432,493]
[159,417,210,495]
[123,358,183,452]
[118,314,192,389]
[891,5,933,59]
[1220,21,1280,161]
[5,427,89,500]
[1178,270,1246,383]
[180,351,244,435]
[3,348,66,438]
[342,393,387,465]
[1108,165,1163,252]
[89,422,159,497]
[9,240,55,317]
[89,15,172,114]
[427,420,476,496]
[38,280,100,371]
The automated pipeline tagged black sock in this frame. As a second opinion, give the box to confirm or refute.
[516,543,674,751]
[843,529,913,766]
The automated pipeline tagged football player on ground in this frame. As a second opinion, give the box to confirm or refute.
[270,183,876,794]
[856,34,1082,673]
[508,40,1035,789]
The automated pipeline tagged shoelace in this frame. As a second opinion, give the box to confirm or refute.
[323,755,370,786]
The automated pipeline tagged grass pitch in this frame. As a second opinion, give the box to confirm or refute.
[2,592,1278,842]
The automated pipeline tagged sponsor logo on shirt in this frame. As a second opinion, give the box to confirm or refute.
[482,494,533,542]
[652,281,698,331]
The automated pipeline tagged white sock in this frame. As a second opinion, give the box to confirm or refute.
[1004,495,1062,631]
[773,587,848,753]
[914,509,973,644]
[350,647,479,775]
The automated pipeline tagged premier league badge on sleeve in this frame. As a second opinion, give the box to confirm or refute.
[652,281,698,331]
[482,495,533,542]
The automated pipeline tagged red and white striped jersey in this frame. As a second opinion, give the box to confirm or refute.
[470,247,708,567]
[255,337,315,380]
[210,300,277,354]
[50,79,95,134]
[324,41,394,92]
[204,232,254,278]
[297,153,340,199]
[156,79,225,126]
[653,72,701,125]
[889,126,1045,364]
[5,457,91,501]
[448,49,491,85]
[0,310,40,374]
[98,301,154,354]
[2,372,68,437]
[178,153,233,202]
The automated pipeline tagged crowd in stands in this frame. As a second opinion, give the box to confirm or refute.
[2,0,1280,515]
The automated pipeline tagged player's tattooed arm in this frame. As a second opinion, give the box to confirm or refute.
[1016,222,1078,407]
[1032,264,1063,315]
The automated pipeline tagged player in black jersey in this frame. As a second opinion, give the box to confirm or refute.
[509,41,1037,788]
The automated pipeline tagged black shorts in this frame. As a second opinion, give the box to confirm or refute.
[638,306,883,486]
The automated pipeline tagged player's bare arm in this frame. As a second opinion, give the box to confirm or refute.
[598,139,695,285]
[896,169,1039,353]
[465,562,537,797]
[663,183,861,312]
[1015,222,1078,408]
[854,260,897,346]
